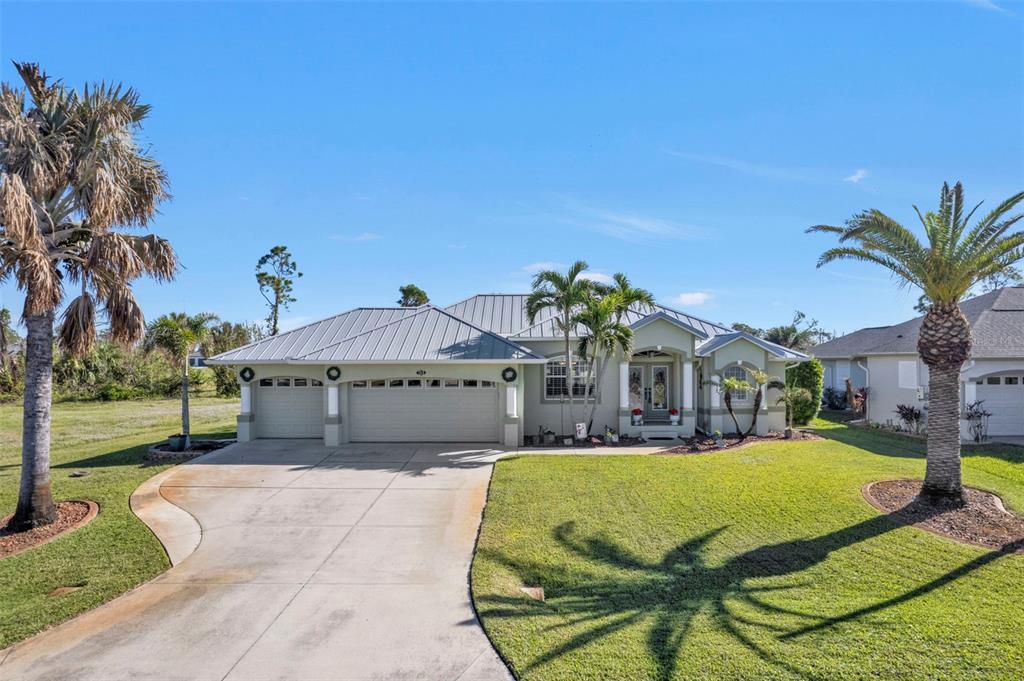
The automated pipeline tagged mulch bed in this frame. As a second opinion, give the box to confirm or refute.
[864,480,1024,554]
[146,438,234,462]
[1,500,98,560]
[660,430,822,455]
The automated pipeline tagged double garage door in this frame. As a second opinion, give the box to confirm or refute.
[349,379,498,442]
[255,376,499,442]
[976,375,1024,436]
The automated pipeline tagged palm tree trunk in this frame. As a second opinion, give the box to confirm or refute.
[10,310,57,530]
[181,358,191,449]
[745,386,763,436]
[724,392,742,437]
[564,321,576,435]
[921,363,963,502]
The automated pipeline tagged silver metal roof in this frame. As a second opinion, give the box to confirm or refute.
[208,305,543,364]
[696,331,809,361]
[446,295,732,340]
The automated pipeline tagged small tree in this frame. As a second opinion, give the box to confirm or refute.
[895,403,924,434]
[145,313,217,449]
[744,369,780,437]
[397,284,429,307]
[575,294,633,433]
[0,307,19,391]
[201,321,253,397]
[256,245,302,336]
[718,376,752,437]
[786,357,824,424]
[776,385,812,437]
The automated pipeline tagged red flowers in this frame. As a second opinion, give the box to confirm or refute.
[669,408,679,416]
[631,408,642,416]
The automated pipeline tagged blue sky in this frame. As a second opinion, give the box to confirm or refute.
[2,1,1022,337]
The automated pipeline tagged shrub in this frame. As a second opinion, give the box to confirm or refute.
[786,357,823,425]
[895,403,923,434]
[823,386,846,410]
[97,381,144,401]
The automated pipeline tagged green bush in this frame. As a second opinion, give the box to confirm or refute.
[97,381,145,401]
[786,357,824,425]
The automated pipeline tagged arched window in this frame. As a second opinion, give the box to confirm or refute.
[545,357,594,399]
[722,366,749,401]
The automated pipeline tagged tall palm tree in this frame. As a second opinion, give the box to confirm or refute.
[1,63,175,530]
[526,261,593,433]
[145,312,217,450]
[575,293,634,432]
[809,182,1024,503]
[604,272,655,321]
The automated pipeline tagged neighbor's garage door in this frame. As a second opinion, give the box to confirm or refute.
[257,377,324,438]
[349,378,499,442]
[977,375,1024,436]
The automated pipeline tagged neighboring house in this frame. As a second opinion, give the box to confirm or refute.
[207,294,806,447]
[812,287,1024,440]
[188,349,208,369]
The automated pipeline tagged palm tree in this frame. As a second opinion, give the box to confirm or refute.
[808,182,1024,503]
[526,261,593,434]
[776,385,812,438]
[1,63,175,530]
[145,312,217,450]
[743,369,779,437]
[604,272,655,321]
[576,293,634,432]
[718,376,751,437]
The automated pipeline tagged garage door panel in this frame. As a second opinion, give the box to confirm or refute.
[258,381,324,439]
[350,387,498,442]
[977,380,1023,436]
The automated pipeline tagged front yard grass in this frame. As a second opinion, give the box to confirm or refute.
[0,397,237,649]
[472,418,1024,680]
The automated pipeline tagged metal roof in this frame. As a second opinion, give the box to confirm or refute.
[811,287,1024,360]
[696,331,809,361]
[208,305,543,364]
[445,295,732,340]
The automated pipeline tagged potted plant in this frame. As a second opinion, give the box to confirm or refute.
[631,408,643,426]
[167,434,185,452]
[669,407,680,425]
[713,430,724,448]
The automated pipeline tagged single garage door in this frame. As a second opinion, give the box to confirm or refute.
[257,377,324,438]
[349,378,499,442]
[976,375,1024,436]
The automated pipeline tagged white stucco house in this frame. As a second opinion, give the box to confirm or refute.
[812,287,1024,441]
[207,294,806,448]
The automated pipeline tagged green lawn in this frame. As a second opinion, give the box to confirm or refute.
[472,419,1024,680]
[0,396,237,648]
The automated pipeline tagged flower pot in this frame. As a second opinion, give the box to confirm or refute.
[632,417,642,426]
[669,416,680,425]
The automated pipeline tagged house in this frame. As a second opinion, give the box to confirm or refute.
[207,294,806,447]
[812,287,1024,440]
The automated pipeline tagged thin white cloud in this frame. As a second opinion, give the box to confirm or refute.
[581,271,615,285]
[522,261,567,274]
[964,0,1007,12]
[560,202,704,243]
[672,291,714,306]
[844,168,869,184]
[331,232,381,243]
[665,150,811,183]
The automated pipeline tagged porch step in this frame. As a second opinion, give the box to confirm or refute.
[640,426,684,441]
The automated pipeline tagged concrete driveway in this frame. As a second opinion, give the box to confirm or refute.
[0,440,513,681]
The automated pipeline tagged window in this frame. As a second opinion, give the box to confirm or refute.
[352,380,367,388]
[987,376,1001,385]
[444,378,460,388]
[1006,377,1019,385]
[722,366,749,401]
[293,378,308,387]
[389,379,404,388]
[406,379,422,388]
[481,380,495,388]
[276,378,291,387]
[312,379,323,386]
[898,361,918,389]
[463,379,478,388]
[370,379,386,388]
[426,378,442,388]
[544,358,594,399]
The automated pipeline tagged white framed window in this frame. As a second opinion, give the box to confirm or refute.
[722,366,749,401]
[389,379,404,388]
[259,378,272,387]
[1005,376,1019,385]
[987,376,1001,385]
[370,379,386,388]
[293,378,308,387]
[276,378,291,387]
[406,378,422,388]
[311,379,323,387]
[351,380,367,388]
[426,378,442,388]
[444,378,460,388]
[463,379,478,388]
[544,358,594,399]
[481,380,495,388]
[898,361,918,389]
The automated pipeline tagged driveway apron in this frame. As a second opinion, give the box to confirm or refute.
[0,440,512,681]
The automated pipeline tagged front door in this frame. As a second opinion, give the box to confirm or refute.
[628,366,644,413]
[649,365,669,418]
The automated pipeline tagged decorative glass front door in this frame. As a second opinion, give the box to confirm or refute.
[651,365,669,412]
[628,366,644,412]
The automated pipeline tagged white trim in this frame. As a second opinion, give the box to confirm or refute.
[683,362,694,410]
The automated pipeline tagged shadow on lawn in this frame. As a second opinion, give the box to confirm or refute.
[478,503,1023,681]
[51,429,236,469]
[813,420,1024,465]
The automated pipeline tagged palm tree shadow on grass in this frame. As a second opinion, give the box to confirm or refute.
[478,503,1023,681]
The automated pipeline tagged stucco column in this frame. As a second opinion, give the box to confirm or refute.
[710,375,721,408]
[963,380,977,405]
[237,380,254,442]
[502,375,521,449]
[683,362,693,410]
[325,382,341,447]
[619,361,630,409]
[506,384,518,418]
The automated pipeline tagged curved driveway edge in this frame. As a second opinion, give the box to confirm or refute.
[129,464,204,566]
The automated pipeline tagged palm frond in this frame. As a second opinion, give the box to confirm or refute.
[58,292,96,357]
